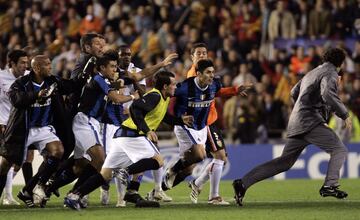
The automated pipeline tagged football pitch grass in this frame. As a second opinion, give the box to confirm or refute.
[1,179,359,220]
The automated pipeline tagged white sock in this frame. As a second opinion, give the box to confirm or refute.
[209,159,224,199]
[152,167,163,191]
[114,177,127,200]
[4,167,15,198]
[194,162,211,189]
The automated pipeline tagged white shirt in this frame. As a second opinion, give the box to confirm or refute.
[0,68,29,125]
[120,62,146,110]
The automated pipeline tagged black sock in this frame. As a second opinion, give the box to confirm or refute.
[23,173,40,194]
[54,156,75,178]
[101,182,110,191]
[22,162,33,184]
[127,181,140,192]
[172,159,191,173]
[23,161,47,193]
[162,182,169,191]
[162,171,190,191]
[72,164,98,191]
[38,156,61,185]
[127,158,160,175]
[47,167,77,194]
[0,174,7,197]
[74,173,106,197]
[172,171,190,188]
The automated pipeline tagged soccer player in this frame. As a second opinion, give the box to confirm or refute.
[64,51,139,207]
[184,43,250,204]
[0,50,29,205]
[64,71,193,210]
[44,33,106,203]
[162,59,250,198]
[0,55,85,207]
[233,47,351,206]
[100,46,177,206]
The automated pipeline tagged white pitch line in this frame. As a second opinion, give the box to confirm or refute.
[1,199,360,212]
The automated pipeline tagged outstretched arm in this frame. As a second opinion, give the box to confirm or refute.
[127,53,178,81]
[216,84,253,97]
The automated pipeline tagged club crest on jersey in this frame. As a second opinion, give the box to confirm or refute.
[200,94,206,100]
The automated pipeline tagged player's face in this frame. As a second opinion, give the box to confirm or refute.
[89,37,105,57]
[118,48,131,68]
[102,60,118,80]
[165,77,177,97]
[40,58,52,78]
[12,56,28,76]
[199,66,215,86]
[191,47,208,64]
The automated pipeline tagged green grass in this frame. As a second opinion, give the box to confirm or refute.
[1,179,360,220]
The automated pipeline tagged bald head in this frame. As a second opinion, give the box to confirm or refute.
[31,55,52,78]
[31,55,49,69]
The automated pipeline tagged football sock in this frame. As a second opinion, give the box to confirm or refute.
[47,167,77,193]
[74,173,106,197]
[38,156,61,185]
[194,162,211,189]
[0,174,7,197]
[4,167,16,198]
[171,159,191,173]
[22,162,33,184]
[209,159,224,199]
[153,167,163,191]
[126,158,160,175]
[72,164,98,191]
[127,180,140,192]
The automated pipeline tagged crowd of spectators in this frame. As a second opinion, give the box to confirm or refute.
[2,0,360,143]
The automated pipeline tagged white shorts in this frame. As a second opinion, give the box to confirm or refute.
[26,125,60,154]
[174,125,207,157]
[102,136,160,169]
[73,112,103,160]
[101,123,119,155]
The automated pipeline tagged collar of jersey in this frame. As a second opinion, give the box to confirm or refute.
[194,77,208,91]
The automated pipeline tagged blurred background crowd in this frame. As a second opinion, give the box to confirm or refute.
[1,0,360,144]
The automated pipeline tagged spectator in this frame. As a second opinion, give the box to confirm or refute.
[308,0,331,39]
[232,62,258,87]
[268,0,296,41]
[79,4,103,36]
[290,46,311,75]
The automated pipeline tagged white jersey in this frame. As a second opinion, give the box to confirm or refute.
[120,63,146,110]
[0,69,17,125]
[0,69,30,125]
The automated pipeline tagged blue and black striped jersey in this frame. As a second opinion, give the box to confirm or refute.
[29,81,52,127]
[78,74,112,121]
[174,77,222,130]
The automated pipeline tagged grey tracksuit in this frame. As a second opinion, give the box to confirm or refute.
[242,62,349,188]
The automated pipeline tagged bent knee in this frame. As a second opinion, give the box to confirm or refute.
[212,150,227,163]
[153,154,164,167]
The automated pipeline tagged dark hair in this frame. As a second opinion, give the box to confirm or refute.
[7,49,27,67]
[322,47,346,67]
[119,44,130,51]
[190,42,207,55]
[196,59,214,73]
[154,70,175,90]
[96,50,118,70]
[80,33,105,52]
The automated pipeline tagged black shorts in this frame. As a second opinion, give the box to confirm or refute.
[27,144,37,150]
[205,124,226,158]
